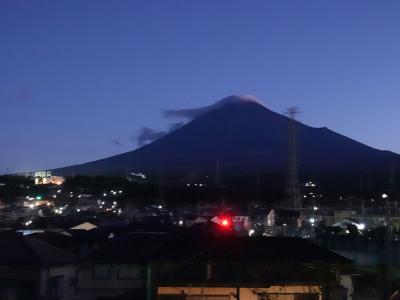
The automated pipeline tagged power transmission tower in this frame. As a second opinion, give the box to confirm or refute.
[284,107,302,210]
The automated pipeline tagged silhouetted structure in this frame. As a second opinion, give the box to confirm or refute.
[284,107,302,210]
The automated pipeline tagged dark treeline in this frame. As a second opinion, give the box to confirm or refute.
[1,168,399,209]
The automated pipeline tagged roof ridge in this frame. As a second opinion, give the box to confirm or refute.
[25,236,81,266]
[15,234,44,266]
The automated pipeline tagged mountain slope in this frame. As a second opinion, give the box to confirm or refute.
[53,96,400,177]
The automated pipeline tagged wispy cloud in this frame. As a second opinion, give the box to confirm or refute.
[14,91,33,102]
[163,106,212,120]
[135,122,185,146]
[110,139,123,146]
[136,127,167,146]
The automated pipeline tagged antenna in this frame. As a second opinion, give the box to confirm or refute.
[283,107,302,210]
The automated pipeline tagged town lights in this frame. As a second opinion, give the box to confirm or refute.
[356,223,365,230]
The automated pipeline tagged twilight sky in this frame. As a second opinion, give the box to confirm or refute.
[1,0,400,174]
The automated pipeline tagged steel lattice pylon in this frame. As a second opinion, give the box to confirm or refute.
[284,107,302,210]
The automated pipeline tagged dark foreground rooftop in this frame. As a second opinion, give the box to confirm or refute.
[0,232,81,267]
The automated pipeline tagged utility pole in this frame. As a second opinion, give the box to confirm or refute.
[283,107,302,210]
[382,193,391,300]
[361,199,365,217]
[255,172,260,202]
[124,165,129,177]
[383,167,395,299]
[158,170,165,207]
[214,160,221,188]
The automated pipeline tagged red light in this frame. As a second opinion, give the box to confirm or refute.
[221,219,229,227]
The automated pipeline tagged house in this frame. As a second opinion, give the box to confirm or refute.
[265,208,304,237]
[0,232,81,300]
[151,235,353,300]
[77,232,173,300]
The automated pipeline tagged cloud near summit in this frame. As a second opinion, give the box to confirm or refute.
[163,105,212,120]
[135,122,185,146]
[135,95,263,146]
[163,95,263,120]
[135,105,210,146]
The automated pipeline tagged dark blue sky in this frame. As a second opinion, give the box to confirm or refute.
[1,0,400,174]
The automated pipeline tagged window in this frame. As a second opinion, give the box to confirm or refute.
[158,296,185,300]
[258,296,274,300]
[294,294,319,300]
[69,277,77,287]
[258,294,319,300]
[157,296,229,300]
[117,264,142,280]
[48,276,64,299]
[186,296,230,300]
[93,264,112,280]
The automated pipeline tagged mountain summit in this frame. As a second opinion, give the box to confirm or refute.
[53,95,400,179]
[163,95,265,121]
[212,95,265,108]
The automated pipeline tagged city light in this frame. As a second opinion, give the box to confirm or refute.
[356,223,365,230]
